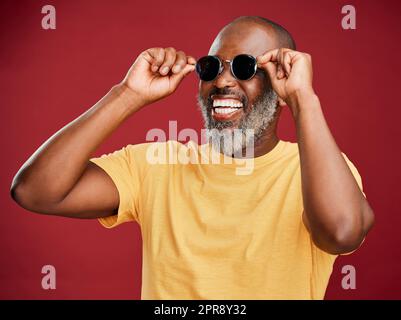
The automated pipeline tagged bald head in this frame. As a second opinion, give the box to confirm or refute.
[232,16,296,49]
[209,16,296,56]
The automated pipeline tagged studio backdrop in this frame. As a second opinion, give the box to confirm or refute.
[1,0,400,299]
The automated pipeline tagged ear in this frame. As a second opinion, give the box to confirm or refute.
[278,97,287,107]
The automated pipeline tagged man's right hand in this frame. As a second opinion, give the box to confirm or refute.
[122,47,196,107]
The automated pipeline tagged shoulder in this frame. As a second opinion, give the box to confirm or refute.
[279,140,300,164]
[283,140,299,155]
[125,140,194,164]
[281,141,364,191]
[125,140,185,154]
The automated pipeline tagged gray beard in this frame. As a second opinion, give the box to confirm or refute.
[197,89,279,157]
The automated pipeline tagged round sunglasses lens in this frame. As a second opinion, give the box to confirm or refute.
[232,54,257,80]
[196,56,220,81]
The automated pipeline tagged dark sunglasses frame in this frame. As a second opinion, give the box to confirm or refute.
[195,54,258,82]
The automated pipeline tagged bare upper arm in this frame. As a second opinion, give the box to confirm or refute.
[29,162,120,219]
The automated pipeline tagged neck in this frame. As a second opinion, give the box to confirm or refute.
[229,125,279,159]
[235,111,281,158]
[252,124,280,158]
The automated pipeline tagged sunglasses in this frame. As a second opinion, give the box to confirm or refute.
[195,54,258,82]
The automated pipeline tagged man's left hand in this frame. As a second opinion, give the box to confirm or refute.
[257,48,315,116]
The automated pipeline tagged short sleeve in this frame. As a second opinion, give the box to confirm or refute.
[342,152,366,197]
[89,145,140,228]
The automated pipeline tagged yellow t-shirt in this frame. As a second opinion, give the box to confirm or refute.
[89,139,364,300]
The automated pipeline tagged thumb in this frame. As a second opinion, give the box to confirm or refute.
[169,63,195,88]
[126,53,152,78]
[264,61,278,83]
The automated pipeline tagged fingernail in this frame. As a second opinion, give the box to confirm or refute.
[162,66,169,74]
[173,65,181,73]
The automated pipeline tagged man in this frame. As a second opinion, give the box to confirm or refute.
[10,16,374,299]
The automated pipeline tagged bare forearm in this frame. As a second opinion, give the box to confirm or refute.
[293,92,374,253]
[11,83,140,205]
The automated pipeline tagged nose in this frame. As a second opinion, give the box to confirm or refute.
[214,61,236,88]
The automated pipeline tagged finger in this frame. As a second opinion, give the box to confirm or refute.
[277,48,283,65]
[159,47,177,75]
[282,51,292,76]
[187,55,196,65]
[275,49,281,79]
[256,49,280,65]
[278,48,293,76]
[169,63,196,88]
[146,48,166,72]
[172,51,187,74]
[263,61,278,82]
[277,64,284,80]
[279,48,290,79]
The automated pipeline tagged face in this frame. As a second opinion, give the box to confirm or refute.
[197,21,280,156]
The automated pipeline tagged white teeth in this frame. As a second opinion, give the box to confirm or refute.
[213,99,243,108]
[214,107,238,114]
[212,98,243,116]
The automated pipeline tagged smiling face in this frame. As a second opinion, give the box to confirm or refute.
[197,19,281,156]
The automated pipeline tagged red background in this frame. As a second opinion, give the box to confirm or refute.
[1,0,400,299]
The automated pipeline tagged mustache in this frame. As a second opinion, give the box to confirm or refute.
[208,86,240,96]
